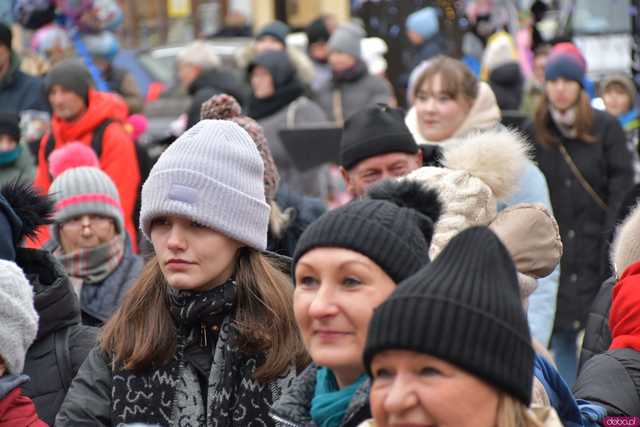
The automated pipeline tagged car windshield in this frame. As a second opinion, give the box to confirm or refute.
[571,0,631,33]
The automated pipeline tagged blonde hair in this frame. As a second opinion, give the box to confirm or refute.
[496,394,544,427]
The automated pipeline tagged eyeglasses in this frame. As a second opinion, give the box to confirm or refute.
[61,214,115,230]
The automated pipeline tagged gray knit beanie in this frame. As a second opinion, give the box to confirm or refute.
[44,59,93,103]
[140,120,270,250]
[49,166,124,243]
[0,260,39,374]
[328,22,364,59]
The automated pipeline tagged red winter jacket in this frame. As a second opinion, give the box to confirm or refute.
[0,386,48,427]
[33,89,140,251]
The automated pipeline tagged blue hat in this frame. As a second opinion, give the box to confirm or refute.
[406,7,439,41]
[544,43,586,85]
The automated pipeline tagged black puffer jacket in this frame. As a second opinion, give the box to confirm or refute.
[574,348,640,416]
[16,247,98,426]
[270,364,371,427]
[186,68,248,128]
[578,276,614,371]
[528,109,634,331]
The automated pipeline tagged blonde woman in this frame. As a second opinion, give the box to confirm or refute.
[361,227,562,427]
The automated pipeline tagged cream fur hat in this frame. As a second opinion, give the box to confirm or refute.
[408,128,530,258]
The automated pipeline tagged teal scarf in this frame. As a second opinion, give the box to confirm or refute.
[310,368,367,427]
[0,145,21,166]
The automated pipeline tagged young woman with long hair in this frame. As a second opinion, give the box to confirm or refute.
[55,120,307,426]
[529,43,634,386]
[404,55,559,349]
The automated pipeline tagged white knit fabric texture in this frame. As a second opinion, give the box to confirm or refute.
[408,167,495,259]
[0,260,39,374]
[140,120,270,250]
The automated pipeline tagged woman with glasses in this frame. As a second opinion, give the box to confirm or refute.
[44,165,142,327]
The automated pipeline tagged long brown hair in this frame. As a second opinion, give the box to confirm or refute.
[100,248,308,383]
[533,89,595,147]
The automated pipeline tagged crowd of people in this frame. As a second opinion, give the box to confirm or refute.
[1,1,640,426]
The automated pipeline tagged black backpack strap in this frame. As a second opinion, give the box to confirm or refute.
[54,327,73,392]
[91,118,114,158]
[44,132,56,161]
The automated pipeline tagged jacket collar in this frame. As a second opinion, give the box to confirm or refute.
[270,363,371,427]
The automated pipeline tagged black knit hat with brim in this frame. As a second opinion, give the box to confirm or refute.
[293,179,441,284]
[363,226,534,406]
[340,104,419,170]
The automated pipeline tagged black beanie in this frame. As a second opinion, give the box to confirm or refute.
[340,104,419,170]
[0,22,11,51]
[293,179,441,284]
[0,181,54,262]
[256,20,290,45]
[0,113,20,142]
[305,17,330,45]
[44,59,93,103]
[363,226,534,405]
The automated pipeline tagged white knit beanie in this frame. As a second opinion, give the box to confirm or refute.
[408,128,529,258]
[140,120,270,250]
[0,260,39,374]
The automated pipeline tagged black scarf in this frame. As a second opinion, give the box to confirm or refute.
[247,79,305,120]
[331,59,368,84]
[111,279,294,426]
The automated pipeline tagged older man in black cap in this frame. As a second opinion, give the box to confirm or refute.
[340,104,423,198]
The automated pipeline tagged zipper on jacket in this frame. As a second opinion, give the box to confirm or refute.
[270,412,301,427]
[200,322,208,347]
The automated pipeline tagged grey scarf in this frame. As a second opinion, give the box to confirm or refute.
[111,280,297,426]
[55,235,125,286]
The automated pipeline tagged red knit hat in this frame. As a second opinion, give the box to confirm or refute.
[609,260,640,352]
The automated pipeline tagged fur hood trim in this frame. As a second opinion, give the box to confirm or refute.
[611,202,640,277]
